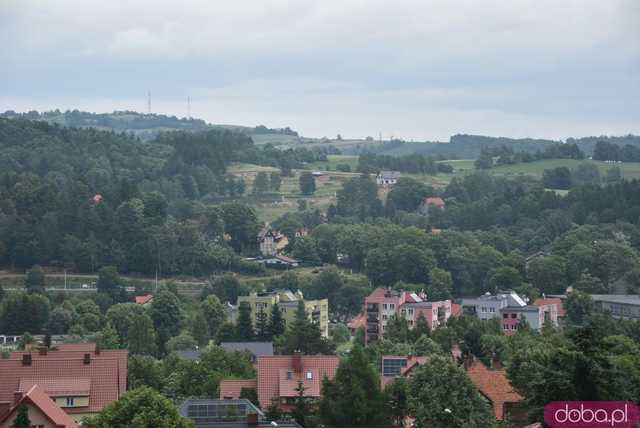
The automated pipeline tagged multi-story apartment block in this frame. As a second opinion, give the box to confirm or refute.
[363,288,452,345]
[461,291,559,335]
[591,294,640,320]
[233,290,329,337]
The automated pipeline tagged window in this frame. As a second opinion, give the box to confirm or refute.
[408,320,414,326]
[382,315,388,320]
[287,371,293,380]
[408,309,414,315]
[66,397,75,407]
[306,371,313,380]
[503,313,508,319]
[390,304,395,310]
[511,313,517,319]
[383,304,388,310]
[489,307,495,313]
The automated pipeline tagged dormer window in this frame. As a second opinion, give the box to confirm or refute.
[66,397,75,407]
[306,371,313,380]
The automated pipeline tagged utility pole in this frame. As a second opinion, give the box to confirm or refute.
[147,91,151,114]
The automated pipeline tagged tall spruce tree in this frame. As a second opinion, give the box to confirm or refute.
[255,308,271,341]
[319,344,389,428]
[13,404,31,428]
[269,303,285,338]
[236,302,254,341]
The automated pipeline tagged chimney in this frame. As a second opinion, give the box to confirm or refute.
[83,353,91,364]
[490,353,502,370]
[22,354,32,366]
[292,350,302,374]
[13,392,23,405]
[247,413,259,426]
[95,346,101,355]
[38,347,47,356]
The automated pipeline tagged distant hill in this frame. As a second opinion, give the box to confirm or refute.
[0,110,300,142]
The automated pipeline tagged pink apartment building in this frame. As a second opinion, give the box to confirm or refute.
[363,288,452,345]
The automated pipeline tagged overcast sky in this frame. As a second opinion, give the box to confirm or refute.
[1,0,638,141]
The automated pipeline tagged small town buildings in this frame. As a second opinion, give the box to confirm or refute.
[312,171,330,186]
[590,294,640,320]
[0,384,77,428]
[376,170,400,186]
[219,353,340,411]
[417,196,445,216]
[0,343,128,423]
[380,355,428,389]
[361,288,452,345]
[134,294,154,306]
[232,290,329,337]
[257,228,280,257]
[461,291,559,335]
[464,357,526,424]
[179,398,302,428]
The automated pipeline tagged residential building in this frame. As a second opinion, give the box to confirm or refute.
[134,294,154,306]
[464,357,526,425]
[219,353,340,411]
[591,294,640,320]
[362,288,452,345]
[461,291,558,335]
[179,399,302,428]
[376,170,400,186]
[0,344,127,423]
[417,196,445,216]
[257,228,280,257]
[380,355,428,389]
[232,290,329,337]
[312,171,330,186]
[0,384,77,428]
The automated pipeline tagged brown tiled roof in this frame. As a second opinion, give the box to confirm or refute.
[278,368,321,397]
[424,197,445,207]
[0,384,77,428]
[465,359,523,420]
[533,297,566,317]
[19,378,91,397]
[135,294,154,305]
[219,379,258,399]
[347,312,366,330]
[2,348,127,415]
[11,348,128,398]
[255,356,339,408]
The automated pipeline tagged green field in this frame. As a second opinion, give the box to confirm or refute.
[306,155,360,172]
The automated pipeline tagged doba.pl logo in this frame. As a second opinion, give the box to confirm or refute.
[545,401,640,428]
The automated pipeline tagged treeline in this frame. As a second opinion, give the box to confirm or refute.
[475,142,585,169]
[593,140,640,162]
[357,152,453,175]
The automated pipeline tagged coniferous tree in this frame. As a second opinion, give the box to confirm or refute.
[269,303,285,338]
[13,404,31,428]
[236,302,254,341]
[319,345,389,428]
[24,265,46,294]
[255,308,270,341]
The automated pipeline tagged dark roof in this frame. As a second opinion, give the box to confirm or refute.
[179,399,301,428]
[220,342,274,357]
[176,349,202,361]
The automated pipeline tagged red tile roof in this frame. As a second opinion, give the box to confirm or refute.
[424,197,445,207]
[465,359,523,420]
[19,378,91,397]
[2,347,127,415]
[347,312,366,330]
[219,379,258,399]
[135,294,154,305]
[0,384,77,428]
[255,355,339,408]
[533,297,565,317]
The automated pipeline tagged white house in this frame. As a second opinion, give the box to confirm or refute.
[376,171,401,186]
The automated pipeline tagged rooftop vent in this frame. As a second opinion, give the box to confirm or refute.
[21,354,32,366]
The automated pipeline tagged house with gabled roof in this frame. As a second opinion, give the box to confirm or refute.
[0,344,127,423]
[0,384,77,428]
